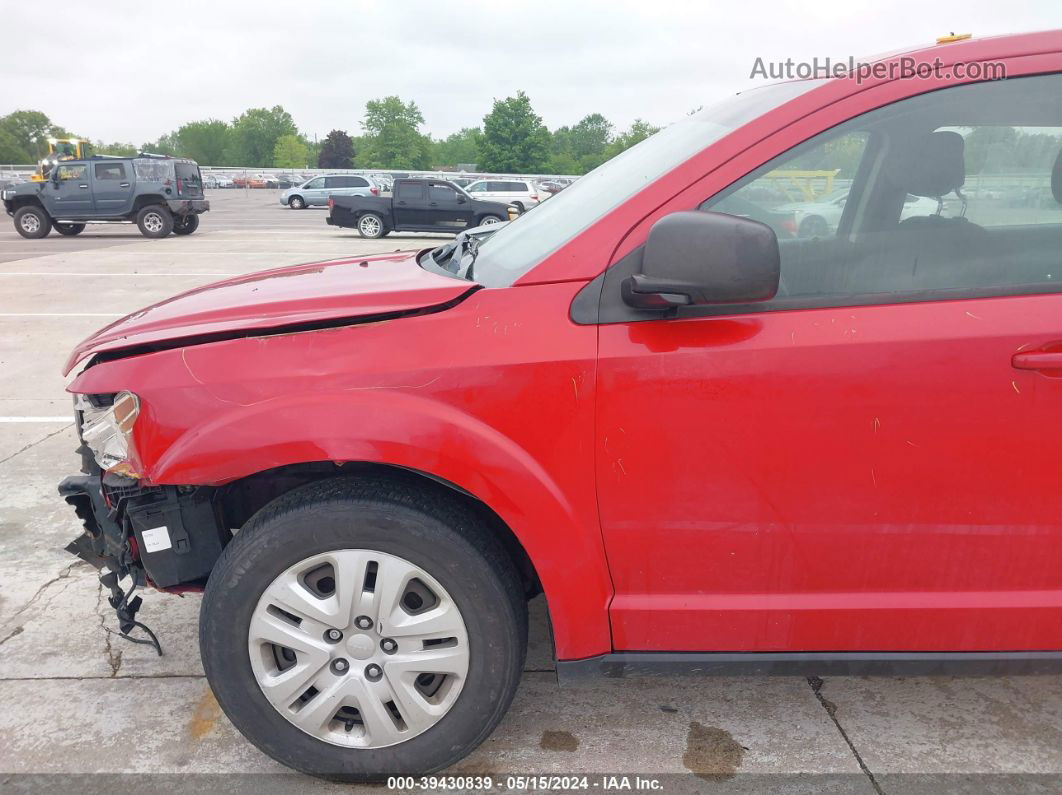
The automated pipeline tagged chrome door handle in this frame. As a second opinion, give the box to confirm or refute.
[78,184,89,189]
[119,183,130,187]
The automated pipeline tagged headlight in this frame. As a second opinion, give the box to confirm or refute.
[75,391,141,475]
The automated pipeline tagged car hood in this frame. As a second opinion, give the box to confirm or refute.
[63,251,477,375]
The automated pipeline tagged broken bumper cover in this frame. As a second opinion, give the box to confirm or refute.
[58,460,228,590]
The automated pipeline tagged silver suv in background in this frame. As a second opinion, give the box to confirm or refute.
[280,174,379,209]
[464,178,541,211]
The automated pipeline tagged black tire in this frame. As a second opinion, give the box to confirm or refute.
[13,206,51,239]
[172,214,200,235]
[200,476,527,782]
[512,202,525,213]
[55,222,86,236]
[288,195,306,209]
[136,204,173,238]
[356,212,388,239]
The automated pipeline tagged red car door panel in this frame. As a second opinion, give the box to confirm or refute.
[597,293,1062,652]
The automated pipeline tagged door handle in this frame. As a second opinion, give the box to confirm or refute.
[1012,350,1062,374]
[119,183,130,187]
[79,184,89,189]
[397,201,406,205]
[429,202,438,206]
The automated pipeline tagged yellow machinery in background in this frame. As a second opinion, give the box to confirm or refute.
[29,138,94,182]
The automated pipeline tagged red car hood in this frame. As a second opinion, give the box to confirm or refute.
[64,251,477,375]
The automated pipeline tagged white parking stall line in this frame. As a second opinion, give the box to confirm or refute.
[0,417,73,423]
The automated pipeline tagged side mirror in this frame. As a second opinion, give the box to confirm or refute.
[456,195,467,204]
[622,211,780,310]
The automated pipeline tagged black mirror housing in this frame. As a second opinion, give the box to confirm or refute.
[622,211,780,310]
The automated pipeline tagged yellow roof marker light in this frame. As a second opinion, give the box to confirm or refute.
[937,33,973,44]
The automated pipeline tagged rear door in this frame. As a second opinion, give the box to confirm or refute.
[393,181,426,226]
[595,72,1062,654]
[48,163,94,217]
[174,161,204,200]
[91,161,134,215]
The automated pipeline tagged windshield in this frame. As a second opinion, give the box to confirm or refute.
[471,79,826,287]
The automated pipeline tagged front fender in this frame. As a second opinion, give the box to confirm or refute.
[69,282,610,658]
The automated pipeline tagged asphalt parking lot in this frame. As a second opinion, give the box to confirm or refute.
[2,190,1062,793]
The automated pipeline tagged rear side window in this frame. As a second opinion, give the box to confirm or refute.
[94,163,125,181]
[133,158,174,182]
[396,182,426,200]
[698,73,1062,312]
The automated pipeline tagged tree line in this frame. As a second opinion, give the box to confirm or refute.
[0,92,659,175]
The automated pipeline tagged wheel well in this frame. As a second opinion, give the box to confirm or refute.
[10,196,47,213]
[217,461,542,598]
[288,194,303,204]
[131,194,168,214]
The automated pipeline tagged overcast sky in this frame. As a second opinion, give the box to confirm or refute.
[1,1,1058,144]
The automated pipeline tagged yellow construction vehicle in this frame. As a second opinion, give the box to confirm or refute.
[30,138,94,182]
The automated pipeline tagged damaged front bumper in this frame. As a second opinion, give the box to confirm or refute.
[58,446,230,652]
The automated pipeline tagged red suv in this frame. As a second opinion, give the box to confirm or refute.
[59,31,1062,780]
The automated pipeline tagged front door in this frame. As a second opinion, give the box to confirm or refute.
[48,162,94,217]
[595,73,1062,654]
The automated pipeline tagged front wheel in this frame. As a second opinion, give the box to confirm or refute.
[13,206,51,238]
[478,215,502,226]
[357,213,388,239]
[200,477,527,781]
[289,195,305,209]
[173,214,200,235]
[136,205,173,238]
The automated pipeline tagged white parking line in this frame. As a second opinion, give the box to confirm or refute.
[0,417,72,423]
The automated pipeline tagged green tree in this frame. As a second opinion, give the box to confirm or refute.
[479,92,550,173]
[94,141,138,157]
[356,96,431,169]
[226,106,298,167]
[569,113,613,170]
[273,134,309,168]
[175,120,230,165]
[140,133,179,156]
[0,110,75,162]
[432,127,482,168]
[318,129,355,169]
[604,119,660,161]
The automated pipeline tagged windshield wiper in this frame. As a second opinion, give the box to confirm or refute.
[460,236,482,281]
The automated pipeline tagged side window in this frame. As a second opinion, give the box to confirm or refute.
[94,163,126,181]
[944,125,1062,227]
[350,177,368,188]
[396,182,426,201]
[305,177,325,189]
[324,176,339,188]
[429,185,457,202]
[467,182,487,193]
[57,164,88,181]
[699,73,1062,311]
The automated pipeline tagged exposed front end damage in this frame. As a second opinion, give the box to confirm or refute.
[59,426,230,654]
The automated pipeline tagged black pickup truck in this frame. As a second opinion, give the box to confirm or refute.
[327,178,513,238]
